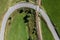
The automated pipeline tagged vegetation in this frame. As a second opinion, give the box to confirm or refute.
[1,0,60,40]
[5,8,38,40]
[41,0,60,40]
[23,8,38,40]
[25,10,38,40]
[26,0,29,2]
[0,0,9,29]
[5,10,28,40]
[0,0,27,29]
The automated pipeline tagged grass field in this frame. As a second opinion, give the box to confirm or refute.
[0,0,9,29]
[5,10,29,40]
[5,8,38,40]
[41,0,60,40]
[0,0,60,40]
[0,0,26,29]
[41,20,54,40]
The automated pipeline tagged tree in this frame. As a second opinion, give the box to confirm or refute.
[26,0,29,2]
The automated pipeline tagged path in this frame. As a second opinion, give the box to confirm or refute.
[0,2,59,40]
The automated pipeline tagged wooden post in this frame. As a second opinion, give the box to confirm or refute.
[36,0,43,40]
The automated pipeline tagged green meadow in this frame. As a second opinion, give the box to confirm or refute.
[6,11,28,40]
[41,0,60,40]
[0,0,60,40]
